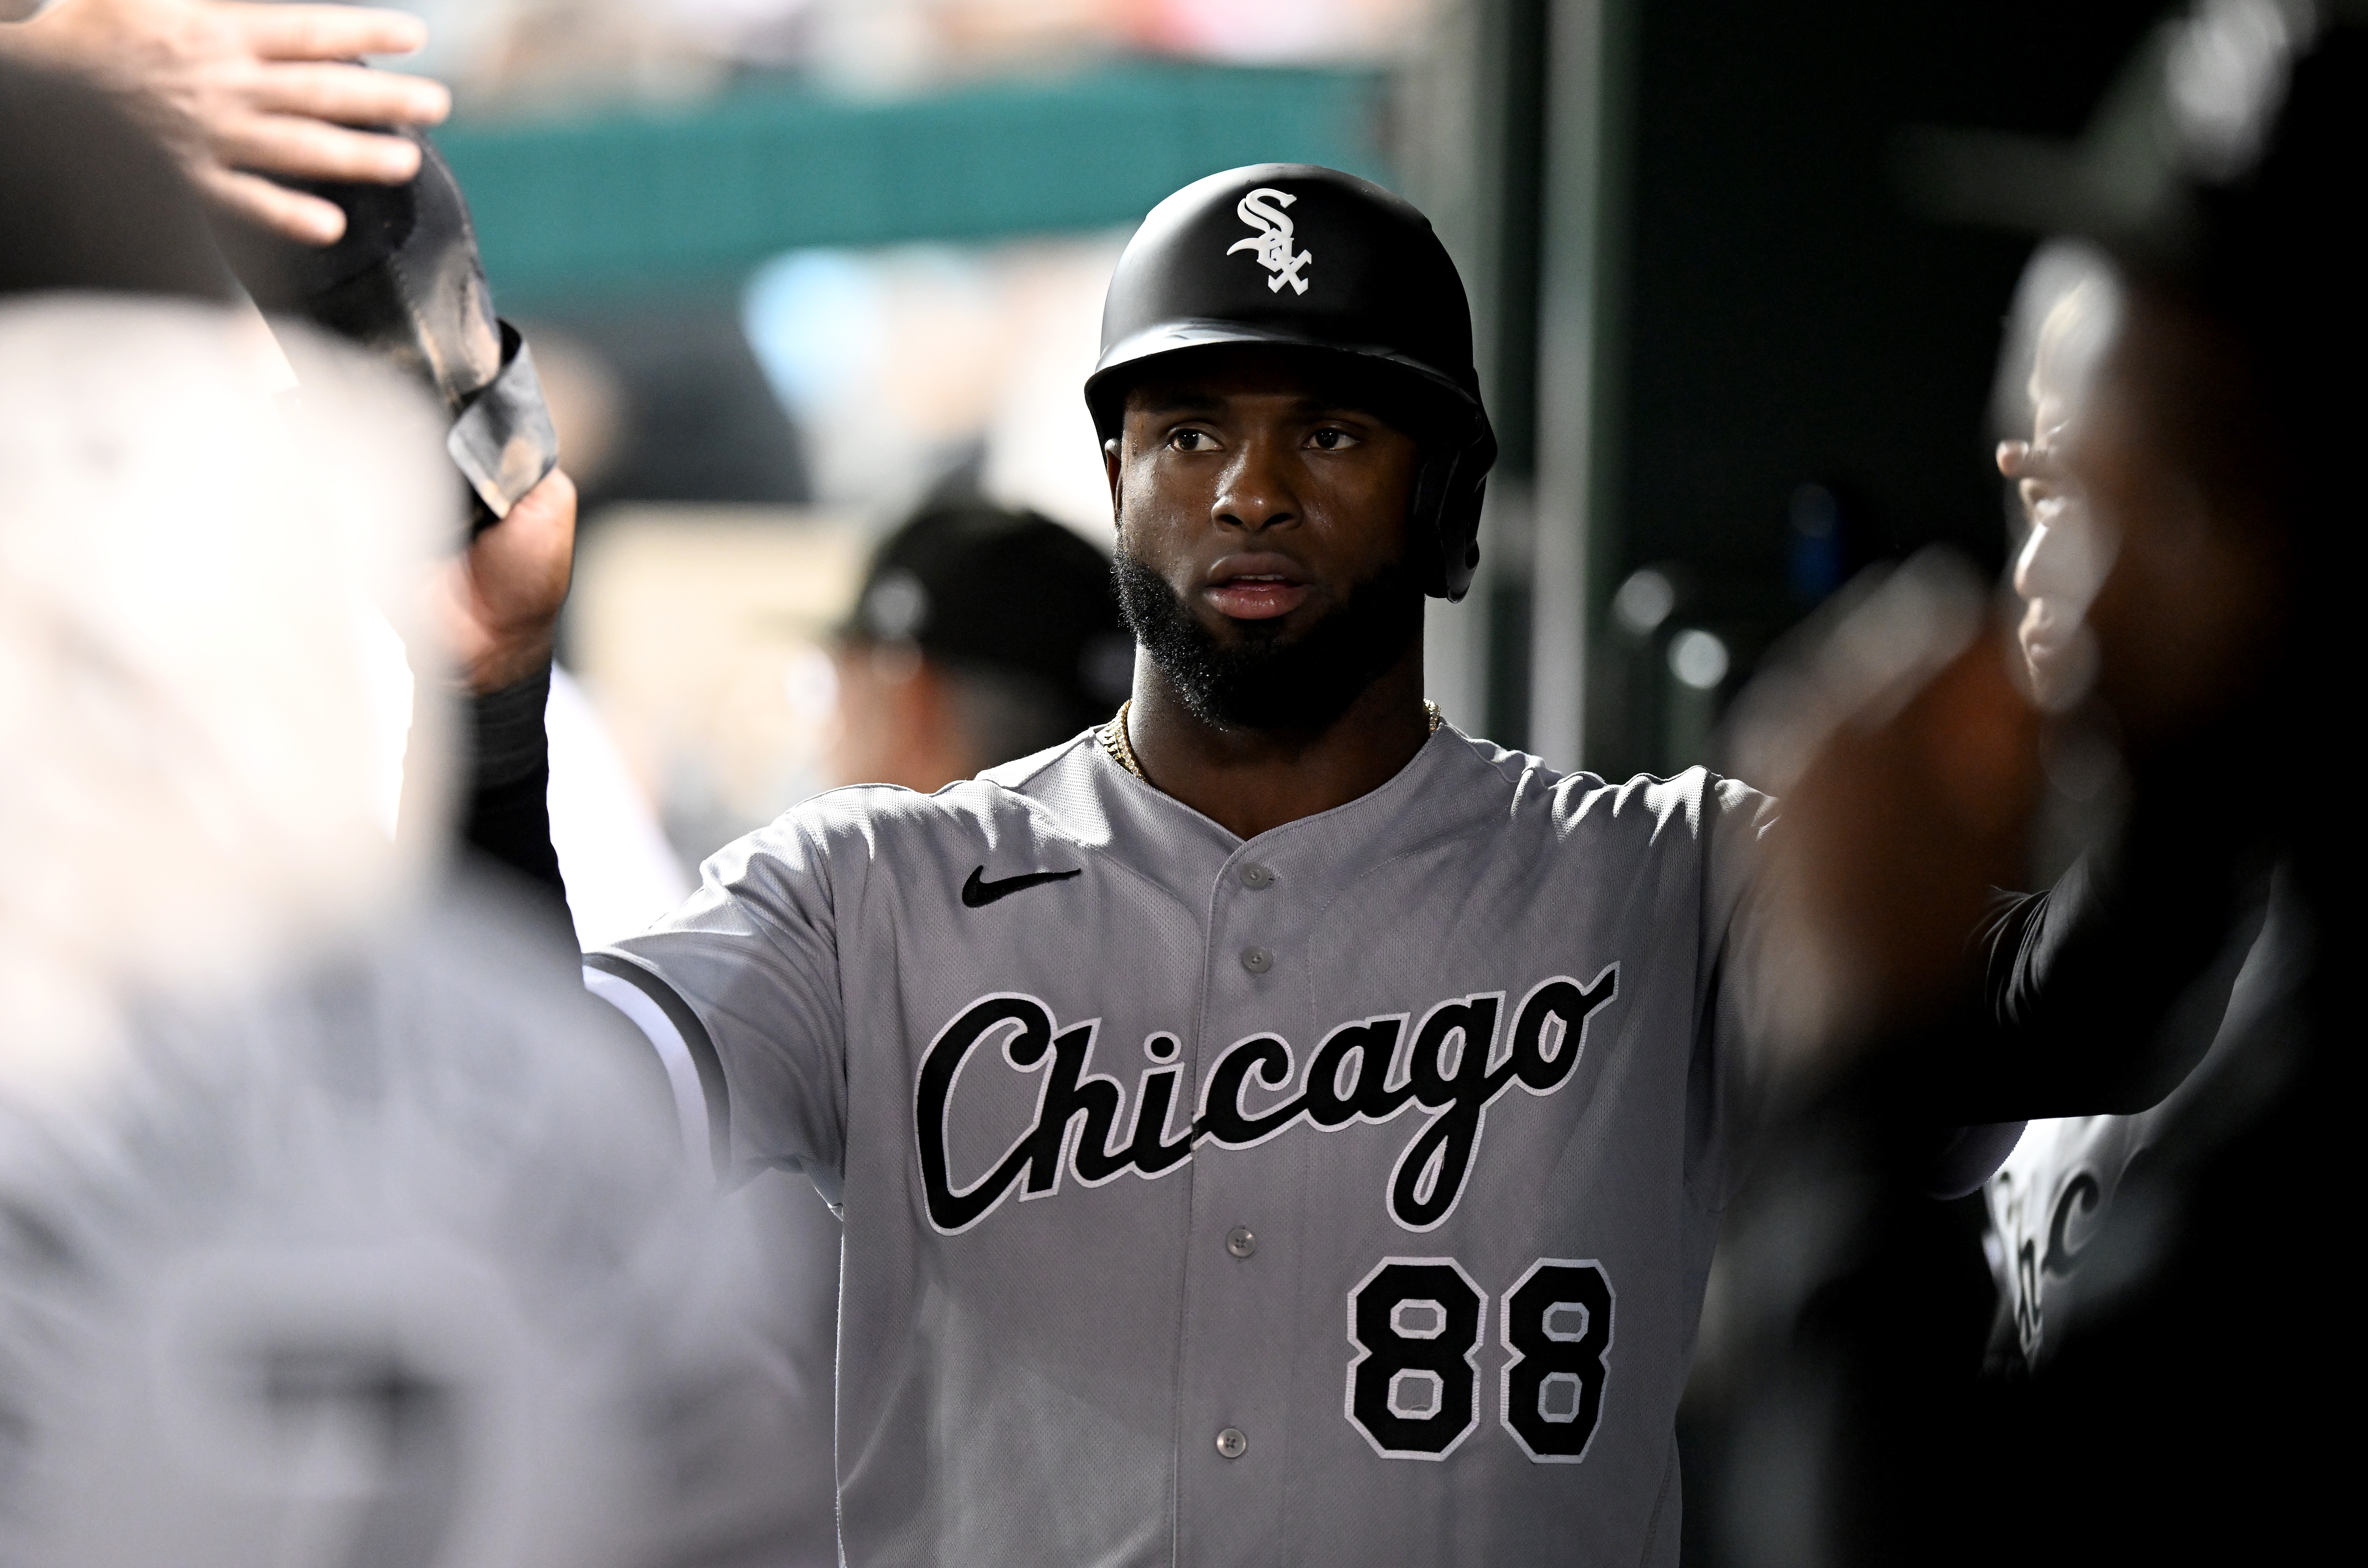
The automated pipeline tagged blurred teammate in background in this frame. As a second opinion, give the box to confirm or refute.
[831,500,1132,792]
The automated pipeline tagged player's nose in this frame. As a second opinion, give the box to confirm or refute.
[2013,523,2050,602]
[2015,503,2083,601]
[1212,437,1298,533]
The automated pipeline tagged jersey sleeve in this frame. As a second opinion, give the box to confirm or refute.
[595,814,851,1200]
[1934,835,2260,1124]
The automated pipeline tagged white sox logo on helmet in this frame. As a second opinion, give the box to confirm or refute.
[1227,186,1314,295]
[914,966,1620,1235]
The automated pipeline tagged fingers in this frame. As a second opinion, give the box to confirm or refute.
[248,61,450,128]
[192,164,349,244]
[235,4,429,62]
[211,109,422,182]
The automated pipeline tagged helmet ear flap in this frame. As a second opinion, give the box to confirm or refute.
[1416,436,1490,603]
[1439,474,1486,603]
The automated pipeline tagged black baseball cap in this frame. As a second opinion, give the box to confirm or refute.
[1898,0,2364,317]
[844,503,1133,721]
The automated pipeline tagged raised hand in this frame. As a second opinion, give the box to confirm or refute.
[4,0,451,244]
[1729,556,2043,1065]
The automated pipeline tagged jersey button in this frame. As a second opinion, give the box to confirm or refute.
[1240,862,1276,889]
[1240,946,1273,975]
[1226,1225,1257,1258]
[1215,1427,1248,1460]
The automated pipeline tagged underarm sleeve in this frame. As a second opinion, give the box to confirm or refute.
[583,952,732,1180]
[1931,797,2266,1123]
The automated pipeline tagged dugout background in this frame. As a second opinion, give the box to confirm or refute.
[389,0,2166,896]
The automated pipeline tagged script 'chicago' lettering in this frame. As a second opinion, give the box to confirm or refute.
[914,968,1618,1236]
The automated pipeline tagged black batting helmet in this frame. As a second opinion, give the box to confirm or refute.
[1084,164,1497,602]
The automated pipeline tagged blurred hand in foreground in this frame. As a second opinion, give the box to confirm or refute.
[1731,557,2043,1069]
[1,0,449,244]
[1736,273,2288,1069]
[427,468,576,694]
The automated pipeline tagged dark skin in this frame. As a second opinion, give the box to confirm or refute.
[426,465,576,693]
[1758,280,2292,1059]
[1102,346,1431,841]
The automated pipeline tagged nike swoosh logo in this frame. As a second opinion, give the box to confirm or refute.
[961,866,1082,908]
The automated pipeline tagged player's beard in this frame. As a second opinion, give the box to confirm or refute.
[1111,545,1424,732]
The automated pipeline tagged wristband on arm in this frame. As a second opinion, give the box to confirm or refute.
[219,123,560,530]
[225,113,576,933]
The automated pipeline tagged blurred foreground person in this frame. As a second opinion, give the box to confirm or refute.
[830,501,1131,791]
[2,30,572,917]
[0,67,808,1566]
[1723,1,2363,1559]
[1974,249,2288,1380]
[0,300,765,1568]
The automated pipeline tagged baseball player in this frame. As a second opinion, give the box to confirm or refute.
[1976,249,2282,1377]
[571,165,2162,1566]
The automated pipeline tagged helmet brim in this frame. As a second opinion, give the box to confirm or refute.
[1083,319,1487,444]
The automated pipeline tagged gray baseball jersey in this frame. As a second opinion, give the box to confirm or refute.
[590,724,1776,1567]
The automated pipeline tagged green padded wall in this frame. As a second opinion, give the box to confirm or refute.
[439,62,1388,304]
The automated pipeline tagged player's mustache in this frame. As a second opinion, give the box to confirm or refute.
[1109,547,1422,730]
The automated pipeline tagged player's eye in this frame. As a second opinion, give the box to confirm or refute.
[1308,426,1360,451]
[1169,428,1217,452]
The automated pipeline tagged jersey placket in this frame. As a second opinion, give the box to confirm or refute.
[1172,841,1319,1564]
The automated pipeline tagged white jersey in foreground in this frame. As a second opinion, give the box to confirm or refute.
[594,726,1776,1567]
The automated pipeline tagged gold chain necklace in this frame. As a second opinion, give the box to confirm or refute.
[1098,699,1443,782]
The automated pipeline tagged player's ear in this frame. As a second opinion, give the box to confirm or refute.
[1103,437,1124,527]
